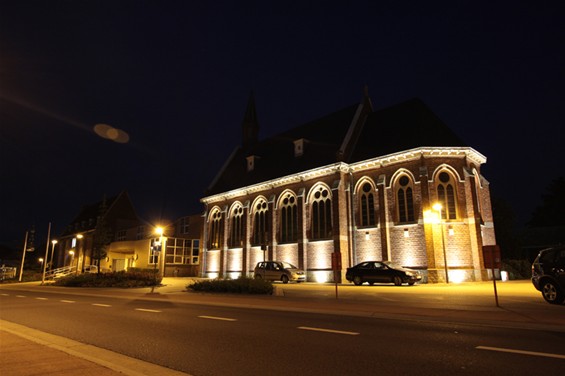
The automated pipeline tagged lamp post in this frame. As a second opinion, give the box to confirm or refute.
[151,226,164,293]
[76,234,84,274]
[433,203,449,284]
[68,250,75,269]
[49,240,58,270]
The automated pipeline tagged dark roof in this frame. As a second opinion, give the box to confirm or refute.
[206,97,467,196]
[60,191,137,236]
[351,98,466,161]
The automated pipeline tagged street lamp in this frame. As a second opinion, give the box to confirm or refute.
[151,226,165,293]
[49,240,58,270]
[433,203,449,284]
[68,250,75,269]
[76,234,84,274]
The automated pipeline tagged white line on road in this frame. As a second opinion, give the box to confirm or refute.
[135,308,161,313]
[0,293,9,296]
[60,300,75,303]
[298,326,360,336]
[92,303,111,307]
[16,295,26,298]
[35,297,48,300]
[198,315,237,321]
[477,346,565,360]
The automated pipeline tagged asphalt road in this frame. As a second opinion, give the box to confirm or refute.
[1,285,564,376]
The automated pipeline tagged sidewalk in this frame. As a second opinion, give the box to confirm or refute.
[1,278,564,376]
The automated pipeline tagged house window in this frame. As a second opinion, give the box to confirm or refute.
[253,199,269,246]
[208,210,224,249]
[359,182,376,227]
[229,205,245,248]
[280,193,298,243]
[149,238,162,264]
[116,229,126,241]
[311,186,332,239]
[397,175,415,223]
[179,217,190,234]
[192,240,200,264]
[165,238,197,264]
[437,171,457,220]
[136,225,145,240]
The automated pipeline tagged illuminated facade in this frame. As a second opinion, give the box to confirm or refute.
[201,90,496,283]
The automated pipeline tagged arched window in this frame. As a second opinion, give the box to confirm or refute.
[311,186,332,239]
[437,171,457,220]
[397,175,415,223]
[208,209,224,249]
[252,199,269,246]
[279,192,298,243]
[359,182,376,227]
[229,205,244,247]
[473,169,483,220]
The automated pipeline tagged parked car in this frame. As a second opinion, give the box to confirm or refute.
[531,246,565,304]
[254,261,306,283]
[346,261,421,286]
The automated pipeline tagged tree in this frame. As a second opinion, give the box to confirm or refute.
[92,198,112,274]
[491,195,522,259]
[527,177,565,227]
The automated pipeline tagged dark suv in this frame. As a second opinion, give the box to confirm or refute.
[531,246,565,304]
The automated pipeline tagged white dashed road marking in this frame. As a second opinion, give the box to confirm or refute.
[198,315,237,321]
[298,326,360,336]
[476,346,565,360]
[135,308,161,313]
[92,303,111,307]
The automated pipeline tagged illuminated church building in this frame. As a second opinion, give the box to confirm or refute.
[200,88,497,283]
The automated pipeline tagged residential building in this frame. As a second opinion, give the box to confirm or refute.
[56,191,142,272]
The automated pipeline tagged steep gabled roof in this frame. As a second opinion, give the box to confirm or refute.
[61,191,138,236]
[205,96,467,197]
[351,98,466,162]
[206,103,359,195]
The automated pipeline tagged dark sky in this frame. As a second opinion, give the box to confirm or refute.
[1,0,564,249]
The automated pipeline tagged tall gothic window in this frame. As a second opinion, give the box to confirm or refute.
[311,186,332,239]
[280,192,298,243]
[208,210,224,249]
[359,182,376,227]
[229,205,244,247]
[397,175,415,223]
[437,171,457,220]
[252,199,269,245]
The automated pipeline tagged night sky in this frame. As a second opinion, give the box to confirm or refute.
[1,0,564,249]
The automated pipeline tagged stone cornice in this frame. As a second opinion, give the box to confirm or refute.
[201,147,486,205]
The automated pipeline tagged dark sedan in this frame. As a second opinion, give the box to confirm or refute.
[346,261,422,286]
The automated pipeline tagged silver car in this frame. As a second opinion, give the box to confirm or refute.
[254,261,306,283]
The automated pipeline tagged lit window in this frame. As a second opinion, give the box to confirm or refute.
[280,192,298,243]
[252,199,269,246]
[311,186,332,240]
[397,175,415,223]
[359,182,376,227]
[208,209,224,249]
[229,205,245,248]
[437,171,457,220]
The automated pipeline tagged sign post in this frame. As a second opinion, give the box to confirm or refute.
[483,245,501,307]
[331,252,341,299]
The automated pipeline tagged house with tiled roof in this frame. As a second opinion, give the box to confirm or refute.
[56,191,142,272]
[200,88,496,283]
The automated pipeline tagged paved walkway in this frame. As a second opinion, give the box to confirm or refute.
[1,279,564,375]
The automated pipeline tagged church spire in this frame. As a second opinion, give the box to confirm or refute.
[241,91,259,149]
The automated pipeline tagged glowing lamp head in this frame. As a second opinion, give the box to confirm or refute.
[432,203,442,212]
[155,227,164,236]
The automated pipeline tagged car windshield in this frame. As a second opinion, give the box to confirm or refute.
[280,262,298,269]
[383,261,404,270]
